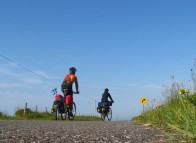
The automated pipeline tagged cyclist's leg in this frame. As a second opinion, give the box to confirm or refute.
[107,101,110,112]
[66,95,73,107]
[51,102,55,113]
[62,88,68,97]
[103,101,109,113]
[66,87,73,117]
[64,87,73,107]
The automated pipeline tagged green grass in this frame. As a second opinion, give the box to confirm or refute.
[74,115,101,121]
[15,108,54,120]
[12,108,101,121]
[0,111,16,120]
[132,93,196,142]
[0,109,101,121]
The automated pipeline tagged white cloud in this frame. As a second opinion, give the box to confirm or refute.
[1,62,18,68]
[22,78,42,84]
[0,67,23,77]
[0,92,53,115]
[0,67,43,86]
[0,83,23,88]
[0,65,56,85]
[81,84,104,89]
[127,83,163,89]
[144,84,163,89]
[0,65,56,102]
[34,70,48,77]
[0,67,8,73]
[0,61,67,114]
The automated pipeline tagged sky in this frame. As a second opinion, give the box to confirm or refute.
[0,0,196,120]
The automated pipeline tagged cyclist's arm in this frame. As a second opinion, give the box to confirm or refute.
[108,93,114,103]
[75,81,79,93]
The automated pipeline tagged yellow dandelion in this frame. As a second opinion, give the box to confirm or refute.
[179,89,185,95]
[185,90,189,94]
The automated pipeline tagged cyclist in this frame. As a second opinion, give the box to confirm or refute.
[100,88,114,111]
[101,88,114,103]
[61,67,79,117]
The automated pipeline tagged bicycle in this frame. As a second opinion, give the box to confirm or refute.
[97,101,113,121]
[51,88,77,121]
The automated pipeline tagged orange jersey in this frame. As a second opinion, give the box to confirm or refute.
[64,74,78,84]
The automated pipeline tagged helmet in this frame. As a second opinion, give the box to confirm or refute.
[69,67,77,74]
[104,88,109,92]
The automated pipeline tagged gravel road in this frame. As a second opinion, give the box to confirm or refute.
[0,120,170,143]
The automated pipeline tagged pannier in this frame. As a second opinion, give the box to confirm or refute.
[97,106,102,113]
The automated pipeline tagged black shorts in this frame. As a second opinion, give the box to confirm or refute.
[62,86,73,96]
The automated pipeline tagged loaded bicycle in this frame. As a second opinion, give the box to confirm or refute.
[51,88,76,120]
[97,101,113,121]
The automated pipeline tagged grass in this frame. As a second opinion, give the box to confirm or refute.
[132,78,196,142]
[0,111,16,120]
[15,108,54,120]
[74,115,101,121]
[0,108,101,121]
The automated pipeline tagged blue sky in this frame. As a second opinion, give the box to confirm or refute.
[0,0,196,120]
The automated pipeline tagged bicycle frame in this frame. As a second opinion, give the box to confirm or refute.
[100,106,112,121]
[51,88,77,120]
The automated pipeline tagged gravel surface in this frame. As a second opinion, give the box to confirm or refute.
[0,120,171,143]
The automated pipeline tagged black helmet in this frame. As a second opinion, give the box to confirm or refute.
[104,88,109,92]
[69,67,77,74]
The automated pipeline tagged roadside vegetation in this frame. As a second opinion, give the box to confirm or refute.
[0,111,16,120]
[15,108,54,120]
[74,115,101,121]
[132,61,196,142]
[14,108,101,121]
[0,109,101,121]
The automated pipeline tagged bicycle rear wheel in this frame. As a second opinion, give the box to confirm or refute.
[107,107,112,121]
[61,106,68,120]
[61,111,67,120]
[68,102,76,120]
[54,107,58,120]
[101,113,106,121]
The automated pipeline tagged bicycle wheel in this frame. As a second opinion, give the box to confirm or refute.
[60,110,67,120]
[101,113,106,121]
[68,102,76,120]
[60,104,67,120]
[54,107,58,120]
[107,107,112,121]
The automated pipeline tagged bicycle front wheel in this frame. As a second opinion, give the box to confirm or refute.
[68,102,76,120]
[107,107,112,121]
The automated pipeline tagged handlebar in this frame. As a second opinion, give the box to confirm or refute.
[73,91,79,94]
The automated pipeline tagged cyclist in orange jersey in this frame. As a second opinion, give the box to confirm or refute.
[61,67,79,117]
[61,67,79,95]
